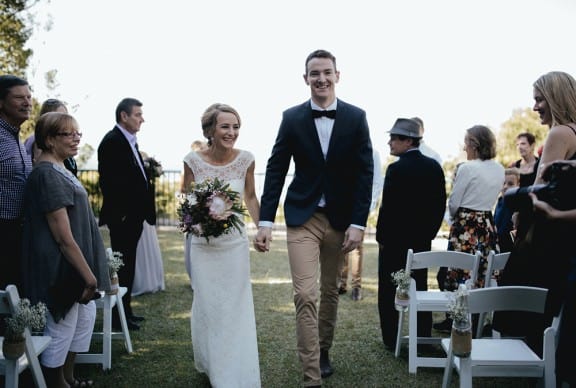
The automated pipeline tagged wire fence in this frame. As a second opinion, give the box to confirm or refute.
[77,170,279,226]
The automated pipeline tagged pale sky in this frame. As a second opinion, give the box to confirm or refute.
[26,0,576,172]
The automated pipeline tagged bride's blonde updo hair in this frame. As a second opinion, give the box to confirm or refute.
[201,103,241,146]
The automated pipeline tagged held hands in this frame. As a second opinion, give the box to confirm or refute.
[342,227,364,254]
[253,226,272,252]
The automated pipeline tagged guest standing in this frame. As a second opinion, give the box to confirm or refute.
[21,112,110,387]
[97,97,156,330]
[510,132,539,187]
[254,49,374,387]
[495,71,576,358]
[493,168,520,254]
[376,118,446,351]
[0,74,33,290]
[412,116,443,166]
[433,125,504,333]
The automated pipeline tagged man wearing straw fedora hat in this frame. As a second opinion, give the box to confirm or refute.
[376,118,446,351]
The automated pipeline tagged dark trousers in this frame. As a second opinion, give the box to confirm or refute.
[107,218,143,318]
[378,244,432,347]
[0,219,23,290]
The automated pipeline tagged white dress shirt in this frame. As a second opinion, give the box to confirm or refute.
[116,124,147,181]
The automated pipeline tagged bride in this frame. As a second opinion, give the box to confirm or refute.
[181,103,261,387]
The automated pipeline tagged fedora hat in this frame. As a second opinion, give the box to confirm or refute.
[388,118,422,138]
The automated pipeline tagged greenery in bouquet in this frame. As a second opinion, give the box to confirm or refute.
[178,177,246,242]
[390,269,412,290]
[106,248,124,276]
[143,156,163,181]
[4,299,47,342]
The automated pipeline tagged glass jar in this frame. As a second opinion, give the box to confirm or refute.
[451,319,472,357]
[107,272,119,295]
[450,284,472,357]
[394,285,410,312]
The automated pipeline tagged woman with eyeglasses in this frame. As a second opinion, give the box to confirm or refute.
[21,112,110,387]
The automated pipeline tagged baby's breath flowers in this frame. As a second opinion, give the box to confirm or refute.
[4,299,47,342]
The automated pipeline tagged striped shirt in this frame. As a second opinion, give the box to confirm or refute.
[0,117,33,219]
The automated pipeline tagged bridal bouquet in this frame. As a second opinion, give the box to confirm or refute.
[178,177,246,242]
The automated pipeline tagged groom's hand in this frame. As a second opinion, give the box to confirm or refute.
[254,226,272,252]
[342,226,364,254]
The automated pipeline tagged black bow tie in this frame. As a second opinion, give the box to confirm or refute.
[312,109,336,119]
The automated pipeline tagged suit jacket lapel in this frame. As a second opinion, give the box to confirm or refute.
[326,99,344,162]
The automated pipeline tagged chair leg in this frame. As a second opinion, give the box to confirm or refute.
[459,357,473,388]
[441,346,453,388]
[24,331,48,388]
[408,302,417,373]
[5,359,18,388]
[115,288,133,353]
[395,310,404,357]
[102,294,112,370]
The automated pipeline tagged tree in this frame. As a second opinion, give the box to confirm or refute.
[0,0,39,78]
[495,107,548,167]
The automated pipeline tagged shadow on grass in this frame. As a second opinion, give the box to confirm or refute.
[74,228,535,388]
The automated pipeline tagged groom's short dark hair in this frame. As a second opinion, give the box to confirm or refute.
[305,49,337,73]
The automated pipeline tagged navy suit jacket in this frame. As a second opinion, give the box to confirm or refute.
[260,99,373,231]
[97,126,156,227]
[376,150,446,248]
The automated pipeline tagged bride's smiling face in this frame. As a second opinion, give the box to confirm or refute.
[212,112,240,148]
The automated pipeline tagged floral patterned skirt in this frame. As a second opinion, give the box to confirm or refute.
[444,208,499,290]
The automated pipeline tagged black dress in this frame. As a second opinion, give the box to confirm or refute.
[493,148,576,360]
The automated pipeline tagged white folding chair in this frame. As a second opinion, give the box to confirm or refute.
[395,249,481,373]
[441,286,559,388]
[0,285,51,388]
[75,286,133,370]
[476,250,511,338]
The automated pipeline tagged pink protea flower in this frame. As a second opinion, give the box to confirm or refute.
[207,192,234,220]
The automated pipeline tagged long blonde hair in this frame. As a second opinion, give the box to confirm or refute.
[533,71,576,126]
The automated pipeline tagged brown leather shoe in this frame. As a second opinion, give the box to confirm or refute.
[338,286,347,295]
[351,287,362,301]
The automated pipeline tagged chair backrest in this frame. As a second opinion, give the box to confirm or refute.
[0,285,20,318]
[467,286,548,315]
[484,250,510,288]
[405,249,482,283]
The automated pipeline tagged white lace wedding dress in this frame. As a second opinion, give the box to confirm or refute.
[183,150,261,388]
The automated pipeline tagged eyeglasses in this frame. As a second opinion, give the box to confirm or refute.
[55,131,82,139]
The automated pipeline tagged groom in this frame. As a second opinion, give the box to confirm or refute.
[255,49,373,387]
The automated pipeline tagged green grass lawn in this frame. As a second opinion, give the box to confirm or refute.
[72,227,535,388]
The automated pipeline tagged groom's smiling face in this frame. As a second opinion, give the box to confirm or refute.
[304,57,339,107]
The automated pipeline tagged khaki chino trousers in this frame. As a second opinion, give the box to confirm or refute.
[286,212,345,386]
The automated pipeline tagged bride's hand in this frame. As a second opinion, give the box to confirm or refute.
[253,227,272,252]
